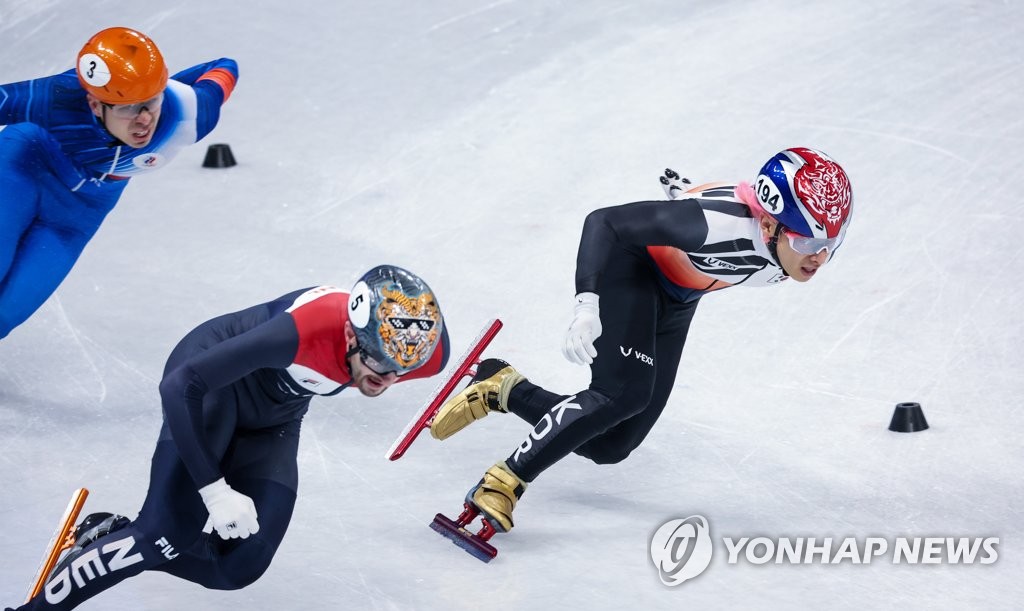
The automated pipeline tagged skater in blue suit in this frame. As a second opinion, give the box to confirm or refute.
[0,26,238,338]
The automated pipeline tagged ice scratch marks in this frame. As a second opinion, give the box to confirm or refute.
[426,0,515,33]
[822,284,914,360]
[14,10,57,41]
[139,9,178,35]
[49,296,106,402]
[306,172,394,220]
[803,123,972,164]
[0,0,59,34]
[81,335,159,386]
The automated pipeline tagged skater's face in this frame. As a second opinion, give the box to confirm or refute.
[87,92,163,148]
[351,354,399,397]
[760,217,830,282]
[344,323,399,397]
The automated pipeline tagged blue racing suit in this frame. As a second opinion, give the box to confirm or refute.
[0,59,238,338]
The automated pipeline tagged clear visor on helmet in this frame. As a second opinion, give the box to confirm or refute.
[358,348,399,377]
[103,92,164,119]
[783,225,846,257]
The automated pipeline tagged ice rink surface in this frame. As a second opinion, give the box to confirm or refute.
[1,1,1022,609]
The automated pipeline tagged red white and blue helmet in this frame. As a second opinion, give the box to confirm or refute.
[754,147,853,242]
[349,265,443,375]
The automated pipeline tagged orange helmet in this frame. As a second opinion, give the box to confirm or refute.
[77,27,167,104]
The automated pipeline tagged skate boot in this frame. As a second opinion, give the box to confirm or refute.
[48,512,130,580]
[467,461,527,533]
[431,359,525,440]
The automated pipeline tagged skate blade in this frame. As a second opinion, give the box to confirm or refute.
[27,488,89,603]
[429,514,497,562]
[386,319,502,461]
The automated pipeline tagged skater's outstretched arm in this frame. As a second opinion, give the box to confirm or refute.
[170,58,239,140]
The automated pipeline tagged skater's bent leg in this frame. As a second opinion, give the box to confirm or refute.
[503,251,671,481]
[156,420,301,589]
[0,168,38,280]
[505,378,655,482]
[0,125,48,278]
[572,349,682,464]
[0,225,95,338]
[155,479,296,590]
[0,146,43,338]
[506,381,565,424]
[18,523,179,611]
[18,443,206,610]
[574,298,697,463]
[0,126,122,339]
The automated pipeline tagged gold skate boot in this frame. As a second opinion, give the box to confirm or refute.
[468,461,527,533]
[430,359,525,440]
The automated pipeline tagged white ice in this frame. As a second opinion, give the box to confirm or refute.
[1,1,1022,609]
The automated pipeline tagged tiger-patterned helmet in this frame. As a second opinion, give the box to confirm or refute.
[348,265,443,375]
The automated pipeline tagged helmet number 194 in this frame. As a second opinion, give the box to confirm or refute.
[756,175,784,213]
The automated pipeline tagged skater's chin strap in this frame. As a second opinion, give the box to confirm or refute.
[345,344,360,373]
[766,223,789,277]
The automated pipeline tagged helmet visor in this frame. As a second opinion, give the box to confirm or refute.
[103,92,163,119]
[359,348,398,377]
[783,227,844,256]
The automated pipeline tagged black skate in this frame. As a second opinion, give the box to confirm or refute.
[47,512,130,581]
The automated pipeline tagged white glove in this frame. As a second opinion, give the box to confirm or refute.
[562,292,602,365]
[198,478,260,540]
[659,168,692,200]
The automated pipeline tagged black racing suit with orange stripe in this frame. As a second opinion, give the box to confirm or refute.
[504,185,788,482]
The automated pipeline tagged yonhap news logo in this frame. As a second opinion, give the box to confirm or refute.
[649,516,713,585]
[650,515,1000,587]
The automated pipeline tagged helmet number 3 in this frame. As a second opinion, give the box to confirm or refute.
[755,175,784,213]
[78,53,111,87]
